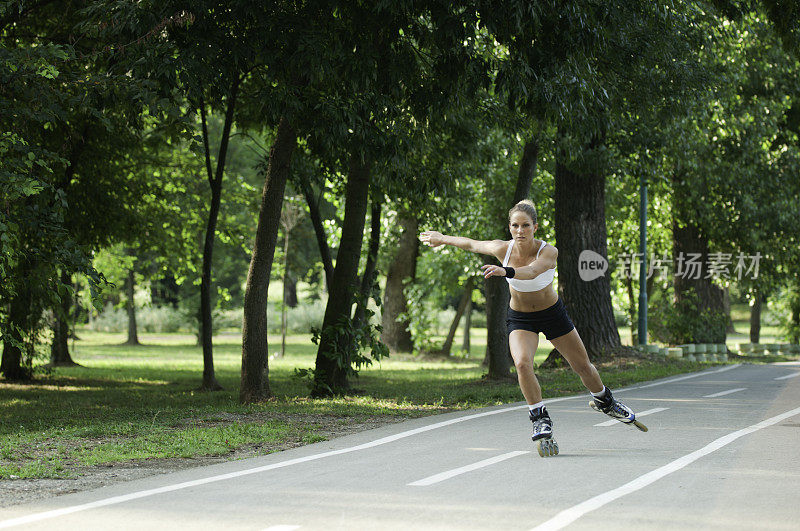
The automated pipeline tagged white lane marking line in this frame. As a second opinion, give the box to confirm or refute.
[0,402,556,529]
[408,451,529,487]
[775,372,800,380]
[531,404,800,531]
[0,364,741,529]
[593,407,669,427]
[262,527,301,531]
[635,364,740,390]
[703,387,748,398]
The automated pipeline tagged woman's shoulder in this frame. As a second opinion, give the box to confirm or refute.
[540,240,558,253]
[538,241,558,261]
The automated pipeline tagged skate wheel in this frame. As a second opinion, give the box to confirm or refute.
[536,438,559,457]
[633,420,648,432]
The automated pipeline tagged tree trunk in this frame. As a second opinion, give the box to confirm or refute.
[485,138,539,377]
[789,295,800,344]
[440,277,475,357]
[352,199,382,332]
[381,213,418,353]
[299,174,334,291]
[70,277,81,340]
[198,83,238,392]
[553,135,621,360]
[671,172,726,343]
[281,229,290,358]
[50,270,79,366]
[625,273,637,346]
[152,273,180,308]
[723,287,736,333]
[312,156,372,396]
[1,290,32,381]
[512,139,540,207]
[240,116,296,403]
[124,269,140,346]
[750,290,762,344]
[485,273,513,376]
[343,195,382,377]
[48,127,86,364]
[284,275,298,308]
[462,295,472,354]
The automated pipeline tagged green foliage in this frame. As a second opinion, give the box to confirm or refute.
[0,39,76,309]
[5,1,800,384]
[408,120,553,354]
[663,11,800,295]
[1,0,180,377]
[770,282,800,343]
[403,281,446,355]
[649,290,728,345]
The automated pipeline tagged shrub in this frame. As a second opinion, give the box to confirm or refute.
[649,290,727,344]
[139,306,193,333]
[85,298,376,337]
[769,285,800,343]
[89,304,128,333]
[89,304,192,334]
[403,283,444,353]
[267,299,327,334]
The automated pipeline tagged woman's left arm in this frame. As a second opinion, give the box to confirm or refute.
[481,245,558,279]
[514,246,558,279]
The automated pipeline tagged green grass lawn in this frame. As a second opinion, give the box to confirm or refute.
[1,316,795,480]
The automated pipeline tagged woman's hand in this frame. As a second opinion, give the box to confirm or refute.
[481,264,507,279]
[420,230,445,248]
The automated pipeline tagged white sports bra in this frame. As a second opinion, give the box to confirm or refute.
[502,240,556,292]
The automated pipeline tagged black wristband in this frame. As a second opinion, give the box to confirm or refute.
[503,266,515,278]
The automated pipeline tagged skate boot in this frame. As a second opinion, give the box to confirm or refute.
[589,388,648,432]
[529,407,559,457]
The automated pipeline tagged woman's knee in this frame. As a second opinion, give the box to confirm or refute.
[514,356,534,373]
[572,360,596,378]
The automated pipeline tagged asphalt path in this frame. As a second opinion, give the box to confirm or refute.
[1,362,799,530]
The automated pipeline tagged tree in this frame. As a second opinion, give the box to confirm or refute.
[241,117,296,402]
[293,150,338,293]
[241,0,494,399]
[658,8,800,343]
[554,132,623,356]
[197,84,239,391]
[381,212,419,353]
[351,196,382,341]
[544,0,707,357]
[279,197,304,357]
[311,155,374,395]
[439,276,475,357]
[2,1,164,378]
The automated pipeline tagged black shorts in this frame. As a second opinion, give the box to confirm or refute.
[506,298,575,340]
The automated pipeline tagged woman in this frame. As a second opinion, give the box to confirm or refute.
[420,199,641,457]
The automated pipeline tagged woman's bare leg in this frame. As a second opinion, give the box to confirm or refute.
[549,328,604,394]
[509,330,543,404]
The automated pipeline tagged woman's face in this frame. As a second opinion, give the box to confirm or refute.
[508,212,537,241]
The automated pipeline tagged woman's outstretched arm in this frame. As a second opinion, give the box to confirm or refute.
[420,230,506,257]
